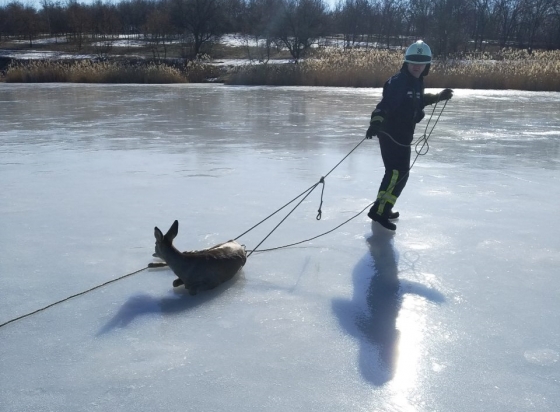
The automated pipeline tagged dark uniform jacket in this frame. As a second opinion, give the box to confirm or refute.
[374,65,438,145]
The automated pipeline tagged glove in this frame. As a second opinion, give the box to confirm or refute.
[439,88,453,101]
[366,123,381,139]
[366,112,384,139]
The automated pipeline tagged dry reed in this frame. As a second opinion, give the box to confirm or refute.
[3,48,560,90]
[227,48,560,91]
[4,60,187,83]
[433,49,560,91]
[226,48,402,87]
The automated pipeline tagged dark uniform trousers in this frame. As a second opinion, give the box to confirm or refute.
[371,132,411,217]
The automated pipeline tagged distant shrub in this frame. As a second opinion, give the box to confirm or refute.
[184,57,224,83]
[225,63,301,86]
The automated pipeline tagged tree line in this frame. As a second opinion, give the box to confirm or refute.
[1,0,559,61]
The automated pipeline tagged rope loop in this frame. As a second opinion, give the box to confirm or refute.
[414,133,430,156]
[316,176,326,220]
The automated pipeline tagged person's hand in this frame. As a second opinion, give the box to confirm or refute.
[439,88,453,101]
[366,123,381,139]
[366,114,384,139]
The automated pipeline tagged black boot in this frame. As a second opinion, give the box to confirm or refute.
[388,210,400,220]
[368,208,397,231]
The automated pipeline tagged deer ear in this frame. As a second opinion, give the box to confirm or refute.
[165,220,179,241]
[154,227,164,242]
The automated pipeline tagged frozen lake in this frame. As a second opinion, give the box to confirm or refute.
[1,84,559,411]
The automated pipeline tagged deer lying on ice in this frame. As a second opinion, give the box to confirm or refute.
[151,220,247,295]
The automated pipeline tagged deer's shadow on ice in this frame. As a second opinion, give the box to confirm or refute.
[332,224,445,386]
[96,271,242,336]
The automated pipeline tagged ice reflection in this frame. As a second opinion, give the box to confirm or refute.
[333,225,446,389]
[2,85,558,170]
[2,84,559,411]
[359,227,401,385]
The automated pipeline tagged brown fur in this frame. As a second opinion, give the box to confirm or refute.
[153,220,246,295]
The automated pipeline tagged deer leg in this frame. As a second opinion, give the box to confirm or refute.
[172,278,184,287]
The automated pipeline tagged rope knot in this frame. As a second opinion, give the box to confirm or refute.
[316,176,326,220]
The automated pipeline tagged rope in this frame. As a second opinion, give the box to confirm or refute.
[241,99,448,255]
[236,136,368,257]
[372,99,447,204]
[0,135,367,327]
[247,202,373,254]
[0,266,148,329]
[379,99,448,155]
[0,100,448,329]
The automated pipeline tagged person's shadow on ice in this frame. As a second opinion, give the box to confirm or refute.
[332,224,445,386]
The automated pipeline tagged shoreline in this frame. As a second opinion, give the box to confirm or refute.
[2,47,560,92]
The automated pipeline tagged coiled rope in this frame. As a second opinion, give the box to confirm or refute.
[0,99,448,329]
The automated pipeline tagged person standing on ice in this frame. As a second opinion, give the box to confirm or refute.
[366,40,453,231]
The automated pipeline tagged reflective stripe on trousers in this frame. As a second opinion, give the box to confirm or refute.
[375,169,399,215]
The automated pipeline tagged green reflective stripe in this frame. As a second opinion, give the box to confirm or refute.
[376,170,399,215]
[376,191,397,204]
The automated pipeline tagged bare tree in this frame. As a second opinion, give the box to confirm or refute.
[117,0,153,35]
[4,0,560,61]
[3,2,42,46]
[546,0,560,48]
[243,0,284,62]
[431,0,470,56]
[144,8,172,60]
[91,1,122,38]
[469,0,491,51]
[0,7,5,41]
[66,0,91,49]
[405,0,434,38]
[491,0,521,47]
[170,0,226,57]
[275,0,328,62]
[335,0,372,49]
[364,0,408,49]
[518,0,555,49]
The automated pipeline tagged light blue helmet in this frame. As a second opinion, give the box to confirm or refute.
[404,40,432,64]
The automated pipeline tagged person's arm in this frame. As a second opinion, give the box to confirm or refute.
[366,74,407,138]
[424,93,439,106]
[424,88,454,106]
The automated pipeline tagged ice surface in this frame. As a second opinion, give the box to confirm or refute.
[1,84,559,411]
